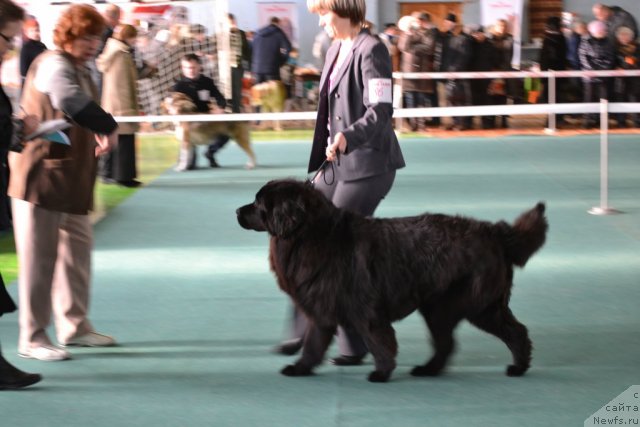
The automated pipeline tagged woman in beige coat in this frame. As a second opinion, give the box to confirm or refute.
[97,24,142,187]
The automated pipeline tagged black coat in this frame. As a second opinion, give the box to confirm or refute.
[0,274,17,316]
[251,24,292,76]
[19,39,46,80]
[171,75,226,113]
[539,31,567,71]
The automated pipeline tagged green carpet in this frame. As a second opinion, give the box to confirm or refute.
[1,134,639,427]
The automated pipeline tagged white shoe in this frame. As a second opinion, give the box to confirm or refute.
[19,344,71,361]
[63,332,116,347]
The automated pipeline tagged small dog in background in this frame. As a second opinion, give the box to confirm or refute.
[164,92,256,170]
[250,80,287,131]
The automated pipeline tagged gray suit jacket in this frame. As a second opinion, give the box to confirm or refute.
[308,30,405,181]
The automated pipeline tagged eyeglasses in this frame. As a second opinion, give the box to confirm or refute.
[0,33,15,44]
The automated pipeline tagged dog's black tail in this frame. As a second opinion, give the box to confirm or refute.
[500,202,548,268]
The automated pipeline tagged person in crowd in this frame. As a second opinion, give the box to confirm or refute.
[274,0,405,367]
[397,12,436,131]
[96,24,143,187]
[91,4,120,93]
[440,13,472,130]
[251,17,292,84]
[566,19,588,105]
[539,16,568,127]
[613,26,640,127]
[228,13,251,113]
[489,18,514,128]
[0,0,42,389]
[171,53,227,170]
[592,3,638,46]
[8,3,118,361]
[312,28,333,69]
[379,23,400,71]
[578,20,615,128]
[18,17,45,87]
[468,25,496,129]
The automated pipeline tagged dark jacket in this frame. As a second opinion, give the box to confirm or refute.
[441,31,473,72]
[19,39,46,81]
[308,30,405,180]
[579,36,615,82]
[251,24,292,76]
[606,6,638,45]
[491,33,514,71]
[470,38,496,72]
[539,31,568,71]
[171,75,226,113]
[0,273,17,316]
[0,85,13,153]
[398,27,436,92]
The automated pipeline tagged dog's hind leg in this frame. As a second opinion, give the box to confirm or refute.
[411,303,462,377]
[467,301,532,376]
[281,322,335,377]
[360,323,398,383]
[234,124,257,169]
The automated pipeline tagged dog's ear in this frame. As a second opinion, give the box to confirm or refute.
[265,197,306,238]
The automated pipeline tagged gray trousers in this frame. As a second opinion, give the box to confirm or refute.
[286,167,396,357]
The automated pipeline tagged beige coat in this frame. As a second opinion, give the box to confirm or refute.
[96,38,139,134]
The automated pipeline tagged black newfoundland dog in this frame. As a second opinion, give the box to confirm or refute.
[236,179,548,382]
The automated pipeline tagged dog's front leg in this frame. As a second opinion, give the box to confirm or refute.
[361,323,398,383]
[281,322,335,377]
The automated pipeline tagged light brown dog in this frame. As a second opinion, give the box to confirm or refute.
[250,80,287,131]
[165,92,256,169]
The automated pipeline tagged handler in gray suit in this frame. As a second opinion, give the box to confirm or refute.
[275,0,405,366]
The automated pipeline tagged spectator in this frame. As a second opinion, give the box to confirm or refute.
[440,14,472,130]
[489,18,514,128]
[96,24,144,187]
[18,17,45,87]
[379,23,400,71]
[468,25,496,129]
[592,3,638,46]
[8,3,118,361]
[171,53,227,170]
[228,13,251,113]
[539,16,568,127]
[251,17,292,83]
[578,20,615,128]
[397,12,436,131]
[613,26,640,127]
[312,29,332,69]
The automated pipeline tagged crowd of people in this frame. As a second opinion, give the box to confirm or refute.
[381,3,639,131]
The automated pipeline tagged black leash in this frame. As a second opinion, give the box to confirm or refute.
[307,152,340,186]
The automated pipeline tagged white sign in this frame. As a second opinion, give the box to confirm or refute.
[481,0,524,68]
[257,2,297,47]
[368,78,393,104]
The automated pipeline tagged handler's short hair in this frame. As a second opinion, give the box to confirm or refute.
[181,53,201,64]
[307,0,366,26]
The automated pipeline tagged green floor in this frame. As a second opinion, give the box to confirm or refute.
[2,134,639,427]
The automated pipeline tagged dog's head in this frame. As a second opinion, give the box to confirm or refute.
[162,92,199,115]
[236,179,332,238]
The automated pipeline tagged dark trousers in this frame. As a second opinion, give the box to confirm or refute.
[583,79,611,126]
[470,79,492,128]
[0,149,10,231]
[206,135,230,158]
[230,66,244,113]
[99,134,137,182]
[286,168,396,357]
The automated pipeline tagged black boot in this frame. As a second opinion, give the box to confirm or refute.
[0,353,42,390]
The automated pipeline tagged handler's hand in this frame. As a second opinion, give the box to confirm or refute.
[325,132,347,162]
[95,131,117,157]
[21,115,40,137]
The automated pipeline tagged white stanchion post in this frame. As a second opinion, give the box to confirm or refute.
[589,99,622,215]
[394,78,404,133]
[545,70,557,133]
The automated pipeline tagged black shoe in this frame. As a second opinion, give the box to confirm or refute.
[273,339,303,356]
[100,177,117,185]
[0,356,42,390]
[118,180,142,188]
[204,151,220,168]
[330,355,365,366]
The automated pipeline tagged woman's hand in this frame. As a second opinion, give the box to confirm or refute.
[21,115,40,137]
[95,131,117,156]
[325,132,347,162]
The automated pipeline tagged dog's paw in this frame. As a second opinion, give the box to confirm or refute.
[280,364,313,377]
[367,370,391,383]
[410,363,443,377]
[506,364,528,377]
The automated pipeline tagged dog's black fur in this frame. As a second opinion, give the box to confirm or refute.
[236,179,548,382]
